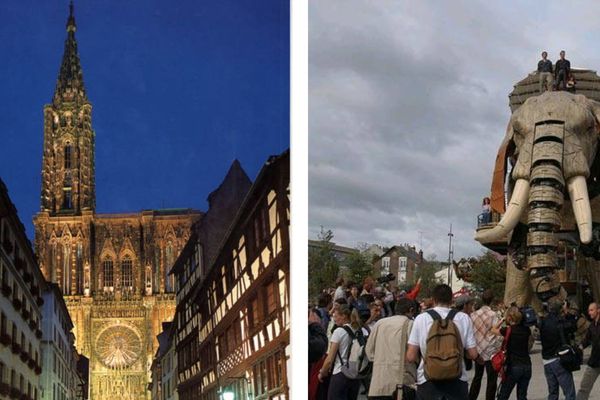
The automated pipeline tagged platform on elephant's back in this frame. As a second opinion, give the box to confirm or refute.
[508,69,600,112]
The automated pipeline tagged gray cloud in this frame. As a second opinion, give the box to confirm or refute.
[309,0,600,259]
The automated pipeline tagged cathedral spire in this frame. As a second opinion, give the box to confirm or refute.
[54,1,87,105]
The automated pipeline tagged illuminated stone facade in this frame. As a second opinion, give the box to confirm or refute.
[32,5,201,399]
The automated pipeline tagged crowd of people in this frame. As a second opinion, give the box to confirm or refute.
[309,277,600,400]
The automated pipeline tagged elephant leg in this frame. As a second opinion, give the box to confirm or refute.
[505,255,532,307]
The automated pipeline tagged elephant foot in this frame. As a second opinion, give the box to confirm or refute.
[529,268,565,302]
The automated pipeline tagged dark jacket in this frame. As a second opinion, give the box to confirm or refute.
[309,322,328,365]
[538,59,553,73]
[581,319,600,367]
[555,58,571,77]
[540,312,577,360]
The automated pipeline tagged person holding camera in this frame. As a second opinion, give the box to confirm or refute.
[491,307,532,400]
[540,298,578,400]
[576,302,600,400]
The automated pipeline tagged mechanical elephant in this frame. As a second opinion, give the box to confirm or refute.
[475,91,600,303]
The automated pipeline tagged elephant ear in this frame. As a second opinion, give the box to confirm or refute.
[489,120,515,214]
[590,99,600,136]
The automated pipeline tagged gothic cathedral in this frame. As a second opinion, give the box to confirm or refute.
[33,6,201,399]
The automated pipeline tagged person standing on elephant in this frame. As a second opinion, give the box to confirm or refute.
[540,298,577,400]
[481,197,492,225]
[576,303,600,400]
[555,50,571,91]
[538,51,554,93]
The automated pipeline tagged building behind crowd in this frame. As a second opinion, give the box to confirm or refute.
[0,179,46,400]
[373,245,423,287]
[169,151,290,400]
[308,240,357,273]
[40,283,85,400]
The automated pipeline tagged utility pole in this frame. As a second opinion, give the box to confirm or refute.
[447,224,454,288]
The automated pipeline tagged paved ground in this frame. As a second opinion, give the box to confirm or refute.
[359,343,600,399]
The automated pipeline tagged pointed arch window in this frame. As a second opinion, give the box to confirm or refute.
[165,243,175,292]
[121,257,133,289]
[62,188,72,210]
[76,243,83,294]
[62,244,71,295]
[64,145,72,169]
[103,259,114,290]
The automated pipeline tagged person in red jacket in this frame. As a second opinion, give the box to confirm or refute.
[405,278,422,300]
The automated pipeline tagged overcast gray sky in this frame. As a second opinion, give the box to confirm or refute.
[309,1,600,260]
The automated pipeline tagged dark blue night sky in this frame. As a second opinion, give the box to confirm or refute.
[0,1,289,239]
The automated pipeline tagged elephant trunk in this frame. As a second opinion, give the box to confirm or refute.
[527,122,565,301]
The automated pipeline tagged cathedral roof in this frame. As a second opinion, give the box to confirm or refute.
[53,1,88,105]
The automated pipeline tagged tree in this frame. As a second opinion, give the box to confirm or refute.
[469,251,506,299]
[343,251,372,286]
[416,260,442,298]
[308,227,340,301]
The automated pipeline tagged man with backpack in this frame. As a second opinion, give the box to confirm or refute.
[406,284,478,400]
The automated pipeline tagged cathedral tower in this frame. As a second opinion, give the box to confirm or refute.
[40,2,95,215]
[33,5,202,399]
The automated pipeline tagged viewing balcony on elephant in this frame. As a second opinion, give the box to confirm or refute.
[475,210,509,254]
[509,69,600,111]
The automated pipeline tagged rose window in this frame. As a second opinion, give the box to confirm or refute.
[95,325,142,369]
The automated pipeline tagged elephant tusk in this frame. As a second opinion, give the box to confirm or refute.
[567,176,593,244]
[475,179,529,242]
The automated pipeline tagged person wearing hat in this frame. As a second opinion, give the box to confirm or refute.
[455,294,475,371]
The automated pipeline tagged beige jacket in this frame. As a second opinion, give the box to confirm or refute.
[365,315,416,398]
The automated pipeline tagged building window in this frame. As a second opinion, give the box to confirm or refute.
[399,256,408,283]
[121,257,133,289]
[381,257,390,275]
[266,280,278,316]
[165,243,174,292]
[103,259,114,289]
[62,188,72,210]
[1,313,6,336]
[64,145,72,169]
[76,243,83,294]
[253,205,269,250]
[62,244,70,295]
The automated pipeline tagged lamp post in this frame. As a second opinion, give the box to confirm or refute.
[447,224,454,288]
